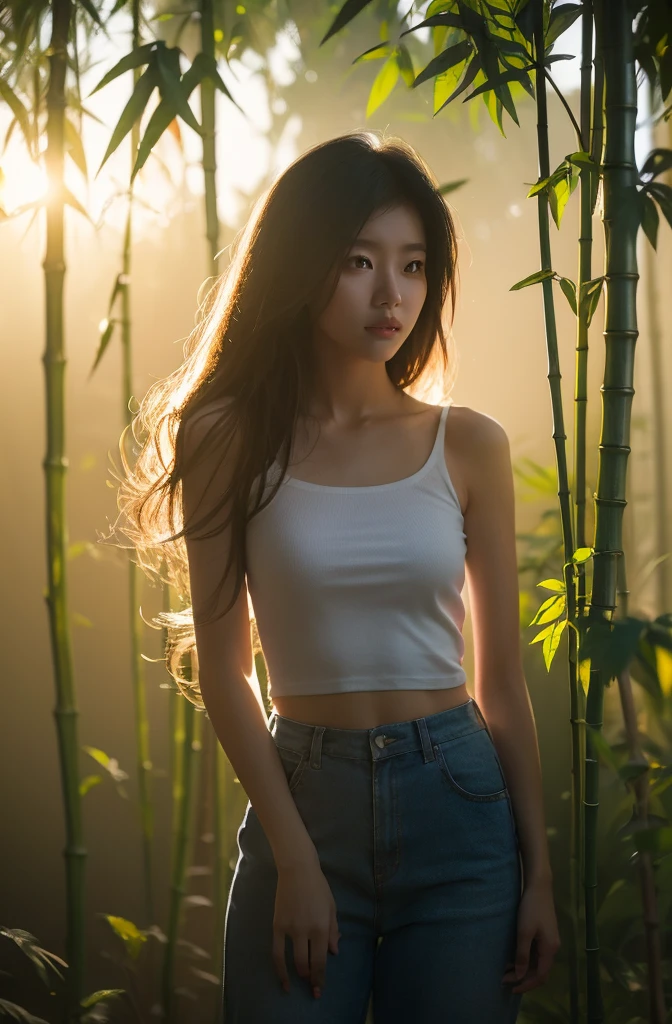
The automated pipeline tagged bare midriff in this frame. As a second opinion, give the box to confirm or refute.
[271,683,471,729]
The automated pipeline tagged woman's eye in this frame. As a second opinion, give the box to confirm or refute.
[349,255,424,272]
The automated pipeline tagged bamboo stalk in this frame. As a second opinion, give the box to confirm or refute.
[162,661,199,1022]
[121,0,154,927]
[616,495,667,1021]
[43,0,86,1017]
[565,4,599,1019]
[530,20,583,1022]
[586,3,639,1019]
[200,0,220,274]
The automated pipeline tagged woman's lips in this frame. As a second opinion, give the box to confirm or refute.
[365,325,400,335]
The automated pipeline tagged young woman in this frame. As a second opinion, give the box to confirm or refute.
[118,130,560,1022]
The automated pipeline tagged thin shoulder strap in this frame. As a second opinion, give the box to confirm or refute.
[433,403,451,458]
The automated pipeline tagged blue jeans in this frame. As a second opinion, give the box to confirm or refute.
[221,697,523,1023]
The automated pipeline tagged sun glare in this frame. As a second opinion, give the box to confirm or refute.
[0,147,48,215]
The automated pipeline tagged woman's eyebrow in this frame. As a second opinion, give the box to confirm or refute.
[352,237,426,252]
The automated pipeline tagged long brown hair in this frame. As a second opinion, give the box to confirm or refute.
[108,129,461,707]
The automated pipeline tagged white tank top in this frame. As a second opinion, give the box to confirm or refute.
[245,402,468,698]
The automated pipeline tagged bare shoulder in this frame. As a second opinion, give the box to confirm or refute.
[444,405,510,516]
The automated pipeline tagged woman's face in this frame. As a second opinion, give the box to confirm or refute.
[312,202,428,365]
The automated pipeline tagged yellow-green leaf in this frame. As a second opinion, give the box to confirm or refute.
[79,774,102,797]
[538,578,566,593]
[366,54,399,117]
[529,594,566,626]
[101,916,147,959]
[542,618,567,670]
[81,989,125,1009]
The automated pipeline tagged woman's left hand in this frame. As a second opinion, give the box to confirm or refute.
[501,879,561,994]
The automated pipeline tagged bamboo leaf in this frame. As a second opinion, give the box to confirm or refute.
[640,191,659,249]
[526,174,551,197]
[579,276,604,327]
[0,999,50,1024]
[88,41,162,97]
[182,894,214,907]
[80,990,125,1009]
[567,150,597,169]
[0,79,35,155]
[509,267,556,290]
[156,45,202,136]
[89,318,116,378]
[101,915,147,959]
[462,64,534,102]
[79,774,103,796]
[487,8,518,33]
[558,276,577,314]
[63,187,92,222]
[319,0,375,46]
[644,182,672,230]
[190,967,220,984]
[413,39,473,88]
[131,95,180,182]
[183,52,241,113]
[529,594,566,626]
[400,12,464,39]
[96,63,159,175]
[529,621,557,644]
[72,612,93,628]
[640,147,672,180]
[435,53,482,114]
[546,3,582,47]
[515,1,536,42]
[83,746,129,783]
[77,0,104,28]
[396,43,415,88]
[352,40,390,63]
[542,618,566,670]
[491,37,528,59]
[544,53,575,64]
[630,640,664,703]
[538,578,566,593]
[579,615,648,684]
[107,273,125,318]
[0,928,68,986]
[438,177,469,194]
[548,162,580,228]
[366,54,399,117]
[64,118,88,179]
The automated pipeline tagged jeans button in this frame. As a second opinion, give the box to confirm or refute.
[375,735,386,748]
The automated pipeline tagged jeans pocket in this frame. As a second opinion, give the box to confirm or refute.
[275,743,308,794]
[434,726,509,802]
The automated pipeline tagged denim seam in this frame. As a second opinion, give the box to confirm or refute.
[433,743,509,802]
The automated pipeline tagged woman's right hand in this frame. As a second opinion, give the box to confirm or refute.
[273,860,341,998]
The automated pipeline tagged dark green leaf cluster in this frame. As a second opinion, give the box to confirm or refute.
[89,40,239,182]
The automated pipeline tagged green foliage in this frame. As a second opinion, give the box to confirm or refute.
[0,927,68,986]
[0,1000,49,1024]
[100,915,148,960]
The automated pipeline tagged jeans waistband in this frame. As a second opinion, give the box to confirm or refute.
[267,697,489,769]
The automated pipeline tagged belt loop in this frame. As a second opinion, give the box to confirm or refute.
[267,710,277,733]
[415,717,435,763]
[309,726,325,769]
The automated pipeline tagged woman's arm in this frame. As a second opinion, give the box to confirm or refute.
[461,409,560,995]
[461,409,552,885]
[181,400,319,872]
